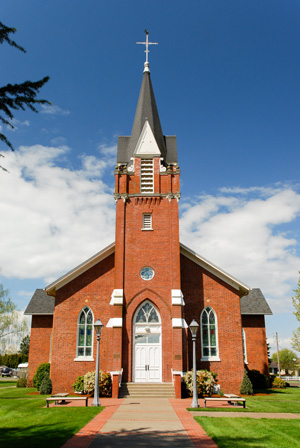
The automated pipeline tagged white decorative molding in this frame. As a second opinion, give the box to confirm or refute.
[127,158,135,172]
[133,120,161,157]
[74,357,94,362]
[159,158,167,172]
[114,193,128,203]
[110,289,124,305]
[172,318,188,328]
[166,193,181,202]
[106,318,123,328]
[171,289,185,306]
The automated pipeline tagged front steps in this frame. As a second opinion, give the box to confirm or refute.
[119,382,175,398]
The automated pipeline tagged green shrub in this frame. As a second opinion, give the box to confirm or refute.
[272,377,287,389]
[183,370,217,397]
[240,369,253,395]
[248,369,268,390]
[39,372,52,395]
[16,377,27,388]
[72,375,85,393]
[83,370,112,397]
[33,362,50,390]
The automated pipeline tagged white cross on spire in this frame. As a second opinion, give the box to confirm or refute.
[136,29,158,73]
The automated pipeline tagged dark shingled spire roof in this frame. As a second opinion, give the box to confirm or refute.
[240,288,272,315]
[117,71,177,164]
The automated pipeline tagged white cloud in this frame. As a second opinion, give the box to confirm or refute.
[40,104,71,116]
[180,187,300,315]
[0,145,115,282]
[6,119,30,132]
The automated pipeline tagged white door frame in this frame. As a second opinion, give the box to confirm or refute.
[133,301,162,383]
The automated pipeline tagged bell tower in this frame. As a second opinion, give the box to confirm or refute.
[112,31,184,383]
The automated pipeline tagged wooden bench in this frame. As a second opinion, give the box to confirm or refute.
[204,397,246,408]
[46,396,88,408]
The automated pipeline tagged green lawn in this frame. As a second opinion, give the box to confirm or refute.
[0,380,17,388]
[195,417,300,448]
[189,387,300,413]
[0,386,103,448]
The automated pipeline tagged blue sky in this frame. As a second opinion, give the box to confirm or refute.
[1,0,300,355]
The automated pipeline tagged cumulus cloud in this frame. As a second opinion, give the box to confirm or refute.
[40,104,71,116]
[180,187,300,315]
[0,145,115,282]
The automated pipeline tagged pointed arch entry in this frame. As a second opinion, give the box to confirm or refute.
[133,300,162,382]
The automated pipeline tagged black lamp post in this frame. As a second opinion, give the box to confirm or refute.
[189,319,200,408]
[92,319,104,407]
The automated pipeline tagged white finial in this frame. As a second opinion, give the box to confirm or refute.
[136,29,158,73]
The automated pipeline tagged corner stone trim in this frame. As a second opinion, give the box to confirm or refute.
[172,318,188,328]
[171,289,185,305]
[110,289,124,305]
[106,318,123,328]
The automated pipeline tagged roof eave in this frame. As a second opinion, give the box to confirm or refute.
[180,242,250,295]
[45,242,115,296]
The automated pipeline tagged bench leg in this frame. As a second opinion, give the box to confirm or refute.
[47,401,49,408]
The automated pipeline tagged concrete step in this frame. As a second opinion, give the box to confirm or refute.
[119,382,175,398]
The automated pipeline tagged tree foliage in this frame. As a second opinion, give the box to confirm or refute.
[271,348,297,374]
[291,272,300,353]
[0,283,28,340]
[18,335,30,355]
[0,21,50,166]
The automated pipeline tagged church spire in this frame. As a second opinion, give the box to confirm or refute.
[117,32,177,165]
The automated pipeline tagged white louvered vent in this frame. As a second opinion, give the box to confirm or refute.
[140,159,154,193]
[143,213,152,230]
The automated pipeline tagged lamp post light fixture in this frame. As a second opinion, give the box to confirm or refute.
[189,319,200,409]
[92,319,104,407]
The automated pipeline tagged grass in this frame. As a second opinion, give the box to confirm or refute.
[0,380,17,388]
[195,417,300,448]
[188,387,300,413]
[0,386,103,448]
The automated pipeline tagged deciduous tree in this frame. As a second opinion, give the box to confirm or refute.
[271,348,297,374]
[0,283,27,340]
[291,272,300,353]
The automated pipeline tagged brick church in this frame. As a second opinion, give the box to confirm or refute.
[25,36,272,397]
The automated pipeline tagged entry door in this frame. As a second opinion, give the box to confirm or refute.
[135,344,161,382]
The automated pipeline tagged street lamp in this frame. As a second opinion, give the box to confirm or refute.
[189,319,199,408]
[92,319,104,407]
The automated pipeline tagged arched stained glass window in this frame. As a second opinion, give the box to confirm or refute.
[133,301,161,345]
[242,328,247,363]
[201,306,219,360]
[135,301,160,324]
[77,307,93,358]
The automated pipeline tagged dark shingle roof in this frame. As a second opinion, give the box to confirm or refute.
[24,289,54,315]
[240,288,272,315]
[117,71,177,164]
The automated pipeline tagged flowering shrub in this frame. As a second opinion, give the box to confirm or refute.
[272,377,287,389]
[72,370,112,396]
[183,370,217,397]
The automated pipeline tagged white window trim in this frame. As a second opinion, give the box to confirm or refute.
[76,306,94,359]
[142,213,153,231]
[200,306,220,361]
[242,328,248,364]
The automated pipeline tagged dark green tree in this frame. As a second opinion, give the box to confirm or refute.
[18,335,30,355]
[0,21,50,168]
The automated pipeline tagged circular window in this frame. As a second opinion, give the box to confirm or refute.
[140,267,155,281]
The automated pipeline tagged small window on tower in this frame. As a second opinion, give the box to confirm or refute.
[142,213,152,230]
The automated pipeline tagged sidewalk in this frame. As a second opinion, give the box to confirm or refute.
[62,397,217,448]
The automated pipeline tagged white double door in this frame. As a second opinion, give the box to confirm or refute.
[134,343,161,382]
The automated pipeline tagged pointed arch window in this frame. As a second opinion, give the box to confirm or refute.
[134,301,161,344]
[76,306,94,360]
[201,306,220,361]
[242,328,248,363]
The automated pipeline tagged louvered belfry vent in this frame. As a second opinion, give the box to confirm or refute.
[140,159,154,193]
[143,213,152,229]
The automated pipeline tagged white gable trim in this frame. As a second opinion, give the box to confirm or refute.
[180,243,250,295]
[133,120,161,157]
[45,242,115,296]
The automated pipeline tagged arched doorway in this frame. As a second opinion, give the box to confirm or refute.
[133,300,162,382]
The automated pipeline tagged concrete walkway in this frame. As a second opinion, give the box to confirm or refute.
[62,397,217,448]
[61,396,300,448]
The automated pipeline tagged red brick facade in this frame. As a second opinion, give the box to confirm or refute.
[27,68,271,396]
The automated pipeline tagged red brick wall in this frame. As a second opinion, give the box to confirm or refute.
[50,253,115,393]
[242,315,269,376]
[27,315,53,386]
[181,254,245,394]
